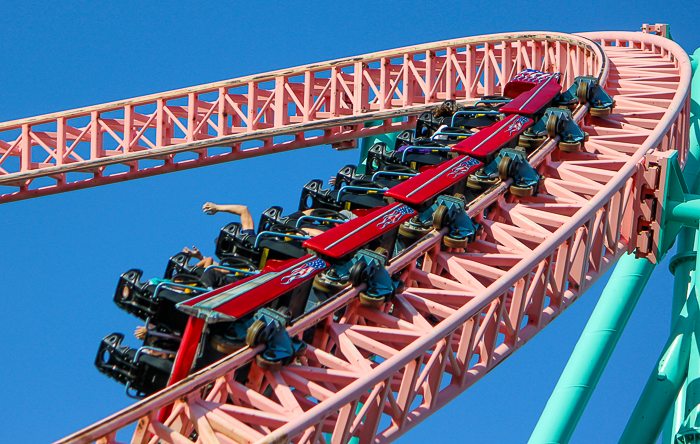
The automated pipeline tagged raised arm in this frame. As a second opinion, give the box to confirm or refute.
[202,202,255,231]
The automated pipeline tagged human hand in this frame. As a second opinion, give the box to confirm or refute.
[328,176,336,187]
[183,246,204,260]
[134,326,147,340]
[203,202,219,215]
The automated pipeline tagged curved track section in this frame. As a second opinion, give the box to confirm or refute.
[55,31,691,444]
[0,32,598,203]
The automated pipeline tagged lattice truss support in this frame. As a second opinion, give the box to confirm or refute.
[56,31,691,444]
[0,33,599,203]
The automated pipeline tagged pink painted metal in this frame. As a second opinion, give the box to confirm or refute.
[0,32,600,204]
[50,28,692,444]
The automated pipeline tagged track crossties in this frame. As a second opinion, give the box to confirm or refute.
[53,30,691,444]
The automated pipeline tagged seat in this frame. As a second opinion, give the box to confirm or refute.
[113,269,206,334]
[215,220,309,269]
[163,252,200,280]
[94,333,173,398]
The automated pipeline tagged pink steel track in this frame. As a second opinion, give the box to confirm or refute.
[46,28,690,444]
[0,32,598,203]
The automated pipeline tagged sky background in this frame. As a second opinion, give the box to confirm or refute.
[1,1,699,443]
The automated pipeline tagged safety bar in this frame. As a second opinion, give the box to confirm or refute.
[476,99,512,104]
[450,109,500,126]
[295,215,347,227]
[253,231,311,249]
[401,146,451,162]
[371,171,419,181]
[337,185,389,201]
[204,264,259,277]
[431,131,474,142]
[152,281,208,301]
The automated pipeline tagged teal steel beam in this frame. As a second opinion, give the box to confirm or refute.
[527,255,655,444]
[619,286,698,443]
[673,47,700,444]
[665,70,700,436]
[669,196,700,226]
[666,246,696,443]
[676,273,700,443]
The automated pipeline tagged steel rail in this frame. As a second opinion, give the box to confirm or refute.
[255,32,693,444]
[53,30,691,444]
[54,31,606,444]
[0,32,599,203]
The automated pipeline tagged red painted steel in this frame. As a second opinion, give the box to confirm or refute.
[500,71,563,115]
[451,114,534,159]
[167,316,205,390]
[384,155,482,205]
[178,256,327,320]
[0,32,599,204]
[304,203,415,259]
[48,28,692,444]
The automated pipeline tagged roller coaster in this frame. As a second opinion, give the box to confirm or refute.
[2,23,696,444]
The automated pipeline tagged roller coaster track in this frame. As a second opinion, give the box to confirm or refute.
[48,28,691,444]
[0,32,599,203]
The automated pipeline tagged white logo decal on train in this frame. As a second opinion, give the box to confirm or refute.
[512,69,562,84]
[280,258,327,285]
[505,116,531,136]
[447,157,481,178]
[376,205,413,229]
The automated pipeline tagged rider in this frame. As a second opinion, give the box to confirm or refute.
[202,201,356,237]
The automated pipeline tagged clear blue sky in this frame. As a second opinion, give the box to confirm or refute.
[1,1,699,442]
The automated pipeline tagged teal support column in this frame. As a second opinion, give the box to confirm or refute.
[618,288,698,443]
[666,242,695,444]
[677,275,700,443]
[356,118,403,175]
[527,255,655,444]
[672,47,700,444]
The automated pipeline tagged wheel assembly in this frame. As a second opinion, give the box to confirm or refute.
[498,156,514,181]
[359,291,386,308]
[349,261,369,287]
[546,113,560,138]
[374,247,390,261]
[558,141,581,153]
[210,334,246,354]
[432,205,450,230]
[589,107,612,117]
[312,272,349,293]
[444,235,469,249]
[255,354,283,372]
[398,220,432,239]
[577,81,589,105]
[394,280,405,295]
[466,175,484,190]
[519,134,546,149]
[510,184,535,197]
[246,320,268,348]
[294,341,308,358]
